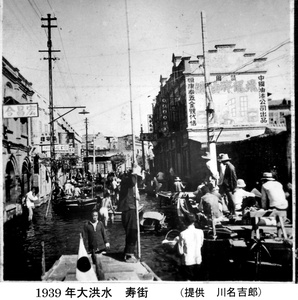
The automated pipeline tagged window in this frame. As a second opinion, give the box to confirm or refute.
[20,118,28,135]
[240,96,248,117]
[216,75,222,81]
[231,74,236,81]
[6,82,13,88]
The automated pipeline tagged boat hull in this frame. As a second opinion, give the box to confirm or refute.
[53,196,99,212]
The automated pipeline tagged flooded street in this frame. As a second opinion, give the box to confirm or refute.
[4,193,181,281]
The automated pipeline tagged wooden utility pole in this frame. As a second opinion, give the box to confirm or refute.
[201,11,211,145]
[84,118,89,174]
[141,124,146,170]
[39,14,60,182]
[201,11,218,185]
[125,0,141,260]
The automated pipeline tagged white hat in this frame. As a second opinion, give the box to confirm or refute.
[220,154,231,161]
[261,172,275,181]
[237,179,246,188]
[175,177,181,181]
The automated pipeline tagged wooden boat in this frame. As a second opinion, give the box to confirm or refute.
[52,184,101,212]
[139,211,167,232]
[42,252,161,281]
[56,195,99,212]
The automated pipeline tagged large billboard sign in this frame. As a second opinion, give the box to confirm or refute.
[185,75,269,129]
[3,103,39,118]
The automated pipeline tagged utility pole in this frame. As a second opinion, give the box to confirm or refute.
[84,118,89,174]
[79,109,90,175]
[39,14,60,182]
[201,11,218,175]
[141,124,145,170]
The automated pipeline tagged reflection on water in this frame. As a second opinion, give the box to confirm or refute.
[4,194,180,281]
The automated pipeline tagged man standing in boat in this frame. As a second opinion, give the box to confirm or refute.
[220,154,237,215]
[118,166,142,263]
[82,210,110,256]
[177,213,204,281]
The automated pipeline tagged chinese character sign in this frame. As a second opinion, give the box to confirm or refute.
[258,75,269,124]
[3,103,39,118]
[185,75,268,129]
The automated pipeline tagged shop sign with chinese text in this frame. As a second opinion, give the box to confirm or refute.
[3,103,39,118]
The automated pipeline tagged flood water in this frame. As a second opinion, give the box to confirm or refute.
[3,193,293,282]
[3,194,182,281]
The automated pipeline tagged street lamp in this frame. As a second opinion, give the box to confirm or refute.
[79,109,90,174]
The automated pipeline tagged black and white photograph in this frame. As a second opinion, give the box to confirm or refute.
[0,0,296,294]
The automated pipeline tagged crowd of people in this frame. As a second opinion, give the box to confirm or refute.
[21,156,291,280]
[172,153,291,281]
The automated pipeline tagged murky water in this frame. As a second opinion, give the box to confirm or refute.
[3,194,181,281]
[4,193,293,282]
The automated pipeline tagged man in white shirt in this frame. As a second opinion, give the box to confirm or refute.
[261,172,288,237]
[232,179,256,212]
[178,213,204,281]
[261,172,288,210]
[25,186,39,221]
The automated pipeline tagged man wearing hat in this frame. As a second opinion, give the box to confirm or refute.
[260,172,288,237]
[118,165,142,263]
[221,154,237,215]
[232,179,256,212]
[260,172,288,211]
[217,153,226,193]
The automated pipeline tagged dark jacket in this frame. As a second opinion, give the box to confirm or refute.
[82,220,108,253]
[222,161,237,192]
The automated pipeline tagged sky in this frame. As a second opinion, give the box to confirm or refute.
[2,0,293,138]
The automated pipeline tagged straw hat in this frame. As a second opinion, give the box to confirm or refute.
[220,154,231,161]
[201,152,211,160]
[261,172,275,181]
[217,153,225,162]
[237,179,246,188]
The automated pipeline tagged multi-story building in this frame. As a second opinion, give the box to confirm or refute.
[152,44,270,187]
[31,91,82,198]
[81,133,145,176]
[2,57,82,222]
[2,57,35,222]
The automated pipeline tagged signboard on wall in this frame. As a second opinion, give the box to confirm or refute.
[41,144,74,153]
[3,103,39,118]
[185,75,269,129]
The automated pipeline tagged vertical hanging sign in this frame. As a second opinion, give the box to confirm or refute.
[147,114,153,133]
[258,75,268,124]
[161,98,169,134]
[186,77,197,127]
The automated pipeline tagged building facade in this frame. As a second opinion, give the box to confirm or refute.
[2,57,82,222]
[30,92,82,198]
[2,57,35,222]
[152,44,269,188]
